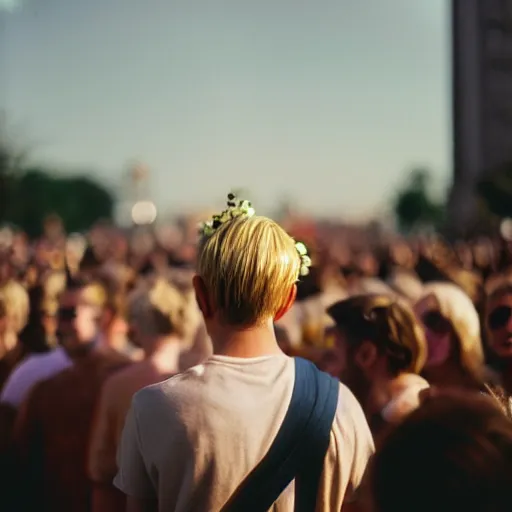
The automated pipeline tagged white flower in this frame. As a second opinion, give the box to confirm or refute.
[295,242,307,256]
[199,194,256,239]
[294,242,311,278]
[219,211,231,223]
[200,220,214,237]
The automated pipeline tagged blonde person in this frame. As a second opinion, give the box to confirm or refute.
[88,278,188,512]
[327,294,429,438]
[114,194,374,512]
[0,272,29,357]
[414,282,486,391]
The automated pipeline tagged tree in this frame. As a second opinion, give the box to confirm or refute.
[393,168,445,233]
[0,116,114,237]
[4,168,115,237]
[477,161,512,218]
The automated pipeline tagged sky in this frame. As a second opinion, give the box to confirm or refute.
[0,0,450,220]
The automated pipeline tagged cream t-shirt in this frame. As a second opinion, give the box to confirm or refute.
[115,354,374,512]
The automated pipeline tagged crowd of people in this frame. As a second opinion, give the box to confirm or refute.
[0,195,511,512]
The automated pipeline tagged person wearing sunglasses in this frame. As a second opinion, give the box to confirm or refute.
[484,282,512,415]
[10,279,132,511]
[414,282,486,392]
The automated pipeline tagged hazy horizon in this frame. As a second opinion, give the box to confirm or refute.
[1,0,451,220]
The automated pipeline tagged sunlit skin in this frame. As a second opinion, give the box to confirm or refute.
[486,290,512,394]
[486,292,512,360]
[414,294,452,367]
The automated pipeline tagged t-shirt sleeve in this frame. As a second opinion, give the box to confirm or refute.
[334,384,375,504]
[0,363,30,408]
[113,399,156,499]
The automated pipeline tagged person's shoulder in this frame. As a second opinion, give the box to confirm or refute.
[130,367,200,413]
[101,362,138,396]
[4,351,54,383]
[333,382,371,435]
[35,363,75,390]
[103,345,133,363]
[95,346,133,371]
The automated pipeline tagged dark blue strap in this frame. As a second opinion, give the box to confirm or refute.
[222,357,339,512]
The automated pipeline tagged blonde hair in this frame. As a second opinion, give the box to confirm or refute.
[0,280,29,333]
[328,294,427,375]
[420,282,484,381]
[127,278,187,338]
[197,215,301,326]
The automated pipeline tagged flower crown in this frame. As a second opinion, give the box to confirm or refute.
[199,193,312,276]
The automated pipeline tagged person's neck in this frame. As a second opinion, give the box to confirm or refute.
[64,338,98,359]
[210,320,282,358]
[145,335,180,358]
[100,324,124,350]
[144,336,181,375]
[367,372,397,416]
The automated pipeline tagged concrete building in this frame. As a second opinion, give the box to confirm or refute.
[450,0,512,235]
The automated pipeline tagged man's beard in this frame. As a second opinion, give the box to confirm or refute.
[340,362,372,411]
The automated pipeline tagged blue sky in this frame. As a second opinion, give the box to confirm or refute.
[0,0,450,219]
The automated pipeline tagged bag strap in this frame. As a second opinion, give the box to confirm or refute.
[222,357,339,512]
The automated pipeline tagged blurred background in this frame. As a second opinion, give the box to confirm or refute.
[0,0,511,240]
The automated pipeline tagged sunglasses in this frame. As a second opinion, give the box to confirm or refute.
[487,305,512,331]
[57,301,97,322]
[422,310,452,335]
[57,306,77,322]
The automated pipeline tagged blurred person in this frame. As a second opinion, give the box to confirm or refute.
[0,252,29,346]
[414,282,486,391]
[277,247,346,351]
[0,297,12,360]
[43,213,65,244]
[115,194,374,512]
[341,264,365,295]
[473,238,495,279]
[79,245,102,283]
[454,240,473,270]
[11,280,131,512]
[83,276,142,360]
[0,285,52,391]
[88,278,188,512]
[389,239,416,270]
[384,263,423,304]
[356,277,396,297]
[167,264,211,362]
[97,287,140,360]
[327,295,429,437]
[367,390,512,512]
[355,251,379,278]
[0,278,113,410]
[483,281,512,416]
[445,266,484,309]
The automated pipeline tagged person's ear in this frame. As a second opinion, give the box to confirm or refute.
[354,340,378,370]
[193,275,214,319]
[274,284,297,322]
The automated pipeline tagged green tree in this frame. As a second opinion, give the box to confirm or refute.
[5,168,114,237]
[1,115,114,236]
[477,161,512,218]
[393,168,445,233]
